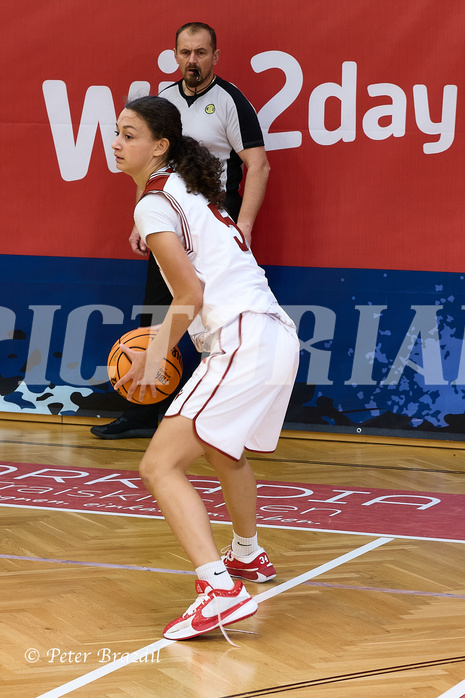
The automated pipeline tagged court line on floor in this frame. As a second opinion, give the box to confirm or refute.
[1,504,463,543]
[0,553,197,575]
[252,536,392,604]
[223,656,465,697]
[435,679,465,698]
[4,552,464,600]
[35,536,392,698]
[303,581,465,600]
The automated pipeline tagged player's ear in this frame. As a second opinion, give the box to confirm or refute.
[213,49,220,66]
[153,138,170,158]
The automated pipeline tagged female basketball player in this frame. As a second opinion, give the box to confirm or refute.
[112,96,299,640]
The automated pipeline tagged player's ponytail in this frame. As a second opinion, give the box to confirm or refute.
[125,96,224,208]
[170,135,224,208]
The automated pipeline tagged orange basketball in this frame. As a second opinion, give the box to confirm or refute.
[107,328,183,405]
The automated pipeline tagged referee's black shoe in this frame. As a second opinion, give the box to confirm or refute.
[90,415,157,440]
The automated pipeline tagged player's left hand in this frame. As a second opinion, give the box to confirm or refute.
[113,345,157,403]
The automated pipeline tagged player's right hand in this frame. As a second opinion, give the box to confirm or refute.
[129,224,149,257]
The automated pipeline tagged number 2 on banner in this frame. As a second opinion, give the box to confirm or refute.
[251,50,303,152]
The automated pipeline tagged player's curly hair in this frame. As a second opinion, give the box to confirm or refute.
[125,96,225,208]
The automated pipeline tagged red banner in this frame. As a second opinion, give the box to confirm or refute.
[2,0,465,271]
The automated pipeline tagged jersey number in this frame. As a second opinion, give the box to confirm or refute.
[208,204,249,252]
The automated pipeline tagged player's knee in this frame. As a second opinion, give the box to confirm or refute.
[139,450,180,493]
[139,452,164,492]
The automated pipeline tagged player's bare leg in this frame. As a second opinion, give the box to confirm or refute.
[139,415,258,640]
[205,447,277,583]
[204,449,258,538]
[139,415,220,567]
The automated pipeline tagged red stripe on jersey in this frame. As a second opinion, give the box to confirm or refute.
[142,171,193,253]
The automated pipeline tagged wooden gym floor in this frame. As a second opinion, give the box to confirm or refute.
[0,415,464,698]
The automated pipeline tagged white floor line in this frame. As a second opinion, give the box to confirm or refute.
[36,638,176,698]
[435,680,465,698]
[37,536,392,698]
[254,536,393,604]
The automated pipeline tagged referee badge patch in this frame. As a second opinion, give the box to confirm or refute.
[205,104,215,114]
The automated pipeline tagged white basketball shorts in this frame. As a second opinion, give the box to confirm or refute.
[164,311,300,460]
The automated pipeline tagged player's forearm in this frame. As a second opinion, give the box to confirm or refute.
[144,296,201,375]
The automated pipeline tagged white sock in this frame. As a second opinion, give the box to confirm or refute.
[196,560,234,590]
[232,532,259,558]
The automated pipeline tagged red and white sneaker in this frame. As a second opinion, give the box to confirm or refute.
[222,546,276,583]
[163,579,257,640]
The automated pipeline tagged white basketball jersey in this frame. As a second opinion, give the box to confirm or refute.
[134,168,294,348]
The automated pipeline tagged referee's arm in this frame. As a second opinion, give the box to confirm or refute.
[236,145,270,246]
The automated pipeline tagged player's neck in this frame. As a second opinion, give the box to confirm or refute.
[182,74,216,97]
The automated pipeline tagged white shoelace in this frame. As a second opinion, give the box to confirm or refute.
[214,588,258,647]
[182,592,209,618]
